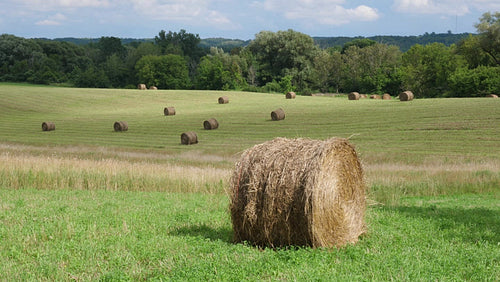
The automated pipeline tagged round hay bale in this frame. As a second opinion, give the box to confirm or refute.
[360,94,368,99]
[348,92,360,100]
[286,92,296,99]
[114,121,128,132]
[203,118,219,130]
[399,90,414,101]
[230,137,366,248]
[181,131,198,145]
[149,86,158,90]
[382,93,391,100]
[271,108,285,121]
[370,94,381,99]
[164,107,176,116]
[137,84,147,90]
[42,122,55,131]
[218,96,229,104]
[486,94,498,98]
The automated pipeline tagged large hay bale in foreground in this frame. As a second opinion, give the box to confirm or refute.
[382,93,391,100]
[286,92,296,99]
[271,108,285,121]
[164,107,176,116]
[137,84,147,90]
[348,92,360,100]
[218,96,229,104]
[42,122,55,131]
[114,121,128,132]
[181,131,198,145]
[230,137,366,248]
[399,90,414,101]
[203,118,219,130]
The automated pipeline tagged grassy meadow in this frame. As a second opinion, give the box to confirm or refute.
[0,83,499,280]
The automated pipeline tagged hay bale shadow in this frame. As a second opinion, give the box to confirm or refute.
[169,224,233,243]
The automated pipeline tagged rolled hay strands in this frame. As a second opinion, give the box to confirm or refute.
[370,94,381,99]
[181,131,198,145]
[149,86,158,90]
[137,84,147,90]
[42,122,55,131]
[164,107,176,116]
[218,96,229,104]
[286,92,296,99]
[382,93,392,100]
[113,121,128,132]
[203,118,219,130]
[230,137,366,248]
[399,90,414,101]
[348,92,360,100]
[271,108,285,121]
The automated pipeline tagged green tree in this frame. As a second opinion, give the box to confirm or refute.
[154,29,203,59]
[135,55,190,89]
[342,38,377,53]
[475,12,500,66]
[448,66,500,97]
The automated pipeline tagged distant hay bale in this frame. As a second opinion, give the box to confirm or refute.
[42,122,55,131]
[486,94,498,98]
[286,92,296,99]
[348,92,360,100]
[164,107,176,116]
[360,94,368,99]
[203,118,219,130]
[382,93,391,100]
[218,96,229,104]
[113,121,128,132]
[149,86,158,90]
[271,108,285,121]
[137,84,147,90]
[370,95,381,99]
[181,131,198,145]
[230,137,366,248]
[399,90,414,101]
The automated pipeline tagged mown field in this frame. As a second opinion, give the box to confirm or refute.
[0,83,499,280]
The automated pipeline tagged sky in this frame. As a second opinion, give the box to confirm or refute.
[1,0,500,40]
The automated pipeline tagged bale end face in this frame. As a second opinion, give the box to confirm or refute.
[114,121,128,132]
[218,96,229,104]
[181,132,198,145]
[230,137,366,248]
[348,92,360,100]
[286,92,296,99]
[164,107,176,116]
[399,90,414,101]
[42,122,55,131]
[271,108,285,121]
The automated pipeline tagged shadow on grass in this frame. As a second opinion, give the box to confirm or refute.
[390,205,500,244]
[170,224,233,243]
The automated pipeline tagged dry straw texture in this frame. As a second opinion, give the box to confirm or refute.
[348,92,360,100]
[487,94,498,98]
[164,107,176,116]
[203,118,219,130]
[218,96,229,104]
[137,84,147,90]
[42,122,55,131]
[181,131,198,145]
[399,90,414,101]
[286,92,296,99]
[370,95,381,99]
[382,93,391,100]
[113,121,128,132]
[360,94,368,99]
[271,108,285,121]
[149,86,158,90]
[230,137,366,248]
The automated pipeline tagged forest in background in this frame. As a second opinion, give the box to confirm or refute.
[1,12,500,98]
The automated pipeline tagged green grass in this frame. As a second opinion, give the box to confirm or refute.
[0,84,499,280]
[0,188,498,280]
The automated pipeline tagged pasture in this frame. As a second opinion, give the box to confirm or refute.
[0,84,498,280]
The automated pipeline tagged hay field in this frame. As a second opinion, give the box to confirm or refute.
[0,84,499,280]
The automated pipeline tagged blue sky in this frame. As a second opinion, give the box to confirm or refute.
[1,0,499,39]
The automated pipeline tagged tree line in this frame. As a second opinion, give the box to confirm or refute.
[1,12,499,98]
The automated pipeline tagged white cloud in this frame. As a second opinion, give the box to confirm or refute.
[36,13,67,25]
[19,0,111,8]
[392,0,469,16]
[253,0,379,25]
